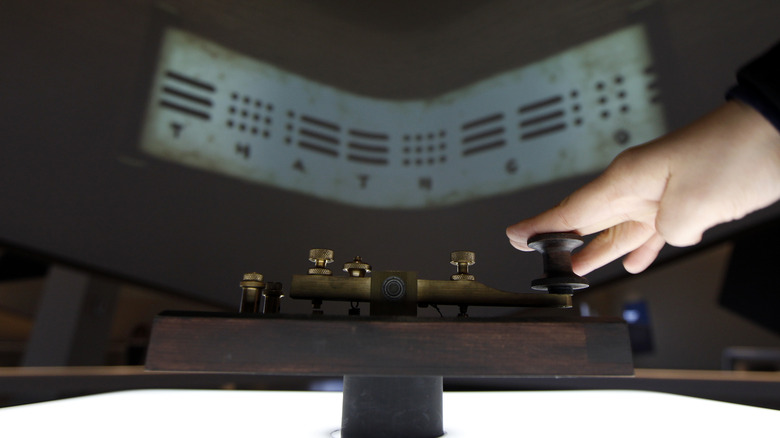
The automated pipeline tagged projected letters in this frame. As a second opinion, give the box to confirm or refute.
[139,26,665,208]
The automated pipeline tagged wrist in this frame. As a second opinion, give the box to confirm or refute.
[727,41,780,134]
[727,84,780,134]
[726,99,780,148]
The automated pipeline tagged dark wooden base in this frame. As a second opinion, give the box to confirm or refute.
[145,312,633,377]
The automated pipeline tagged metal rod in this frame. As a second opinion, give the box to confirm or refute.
[289,275,571,308]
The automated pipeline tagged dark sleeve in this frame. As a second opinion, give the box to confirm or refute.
[726,42,780,132]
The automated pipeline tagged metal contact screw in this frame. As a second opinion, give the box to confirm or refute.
[343,256,372,277]
[308,248,334,275]
[450,251,476,281]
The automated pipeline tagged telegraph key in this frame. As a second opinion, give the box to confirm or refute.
[145,233,633,438]
[239,233,587,317]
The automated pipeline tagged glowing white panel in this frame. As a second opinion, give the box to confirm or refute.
[1,389,777,437]
[139,25,664,209]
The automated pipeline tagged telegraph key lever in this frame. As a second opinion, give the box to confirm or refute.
[528,232,589,295]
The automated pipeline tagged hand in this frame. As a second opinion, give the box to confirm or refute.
[506,100,780,275]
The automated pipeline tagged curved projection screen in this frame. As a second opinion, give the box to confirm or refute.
[141,25,664,209]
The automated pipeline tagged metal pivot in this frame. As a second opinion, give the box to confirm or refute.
[528,233,588,295]
[341,376,443,438]
[370,271,418,317]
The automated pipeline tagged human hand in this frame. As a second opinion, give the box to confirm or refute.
[506,100,780,275]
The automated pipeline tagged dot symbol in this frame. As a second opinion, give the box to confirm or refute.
[614,129,630,145]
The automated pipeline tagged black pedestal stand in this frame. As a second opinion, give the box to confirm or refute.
[341,375,444,438]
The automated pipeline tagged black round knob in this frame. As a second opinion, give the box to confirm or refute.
[528,233,589,295]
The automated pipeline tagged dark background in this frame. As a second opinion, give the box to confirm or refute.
[1,0,779,314]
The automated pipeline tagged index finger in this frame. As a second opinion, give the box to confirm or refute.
[505,177,633,250]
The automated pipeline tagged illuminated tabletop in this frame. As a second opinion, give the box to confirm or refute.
[0,389,777,437]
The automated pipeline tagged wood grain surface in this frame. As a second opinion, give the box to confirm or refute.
[146,312,633,376]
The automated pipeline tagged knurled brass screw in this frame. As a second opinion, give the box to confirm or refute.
[450,250,475,281]
[308,248,334,275]
[241,272,265,285]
